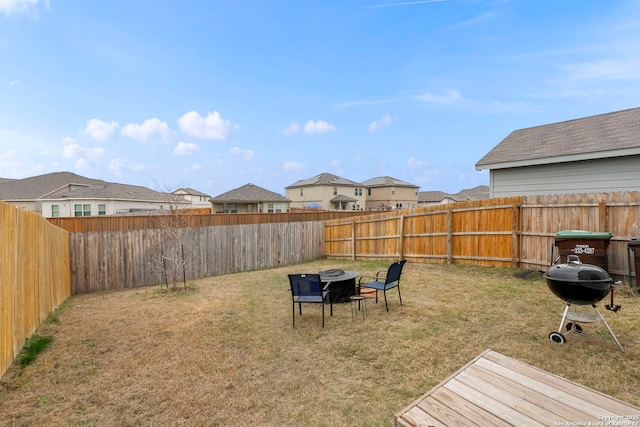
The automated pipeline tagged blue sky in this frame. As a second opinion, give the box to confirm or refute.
[1,0,640,196]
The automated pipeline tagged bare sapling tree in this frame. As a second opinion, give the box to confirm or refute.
[151,182,192,292]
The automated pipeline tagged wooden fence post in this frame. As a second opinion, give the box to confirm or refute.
[351,219,356,261]
[598,202,607,232]
[398,215,405,261]
[447,206,453,264]
[512,204,520,268]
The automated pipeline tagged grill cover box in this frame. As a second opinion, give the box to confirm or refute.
[554,230,612,271]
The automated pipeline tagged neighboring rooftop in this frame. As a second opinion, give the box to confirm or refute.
[210,183,290,203]
[0,171,171,202]
[285,173,361,188]
[476,107,640,169]
[360,176,419,188]
[419,186,489,203]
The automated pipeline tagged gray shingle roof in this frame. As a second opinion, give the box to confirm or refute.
[0,172,107,200]
[476,107,640,170]
[476,108,640,170]
[330,194,357,203]
[361,176,419,188]
[54,183,171,202]
[285,173,361,188]
[0,171,171,202]
[174,187,211,197]
[419,186,489,203]
[210,183,290,203]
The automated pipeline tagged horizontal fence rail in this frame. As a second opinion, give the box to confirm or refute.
[49,211,376,233]
[325,192,640,279]
[1,201,71,378]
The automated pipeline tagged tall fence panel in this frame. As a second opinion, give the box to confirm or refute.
[0,201,71,378]
[70,221,325,294]
[325,192,640,279]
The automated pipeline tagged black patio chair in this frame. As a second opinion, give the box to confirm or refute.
[358,260,407,312]
[288,273,333,327]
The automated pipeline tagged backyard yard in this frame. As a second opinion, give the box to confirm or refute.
[1,259,639,426]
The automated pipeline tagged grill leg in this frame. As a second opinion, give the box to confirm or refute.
[593,305,624,352]
[558,302,571,333]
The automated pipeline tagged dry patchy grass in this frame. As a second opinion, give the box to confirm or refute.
[1,260,639,426]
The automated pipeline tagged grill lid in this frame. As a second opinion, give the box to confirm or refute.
[545,255,611,282]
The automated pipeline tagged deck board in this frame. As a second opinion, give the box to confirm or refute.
[394,349,640,427]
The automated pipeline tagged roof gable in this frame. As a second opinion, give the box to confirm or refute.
[476,107,640,169]
[0,172,107,200]
[361,176,419,188]
[211,183,290,203]
[286,173,361,188]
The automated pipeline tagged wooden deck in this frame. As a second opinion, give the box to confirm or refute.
[394,349,640,427]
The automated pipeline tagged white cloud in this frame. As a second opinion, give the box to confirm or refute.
[415,89,467,104]
[177,110,233,140]
[303,120,337,134]
[0,0,49,15]
[174,141,199,155]
[122,118,171,143]
[560,58,640,83]
[283,161,305,172]
[368,114,395,132]
[62,137,105,160]
[407,157,429,170]
[85,118,119,141]
[230,146,254,161]
[108,158,145,176]
[283,122,301,136]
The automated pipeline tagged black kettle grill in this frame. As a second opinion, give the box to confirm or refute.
[542,255,624,351]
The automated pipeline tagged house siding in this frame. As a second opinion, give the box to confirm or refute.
[365,186,418,210]
[490,155,640,197]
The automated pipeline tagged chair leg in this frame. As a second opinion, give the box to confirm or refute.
[298,302,302,315]
[383,290,389,312]
[292,302,295,328]
[321,302,325,327]
[397,285,403,306]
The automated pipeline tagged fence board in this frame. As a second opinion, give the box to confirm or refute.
[1,201,71,378]
[325,192,640,279]
[69,221,325,294]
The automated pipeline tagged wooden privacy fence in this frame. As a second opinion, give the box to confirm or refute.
[70,221,325,294]
[49,210,375,233]
[0,201,71,378]
[325,192,640,279]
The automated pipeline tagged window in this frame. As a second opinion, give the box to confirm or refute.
[333,186,337,196]
[267,203,274,213]
[368,188,372,196]
[275,204,282,213]
[51,205,60,218]
[395,203,403,209]
[223,204,237,213]
[74,204,91,217]
[98,204,106,215]
[391,187,396,195]
[355,188,362,196]
[300,188,304,197]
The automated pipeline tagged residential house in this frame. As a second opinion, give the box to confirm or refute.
[285,173,366,211]
[418,185,490,207]
[173,187,212,210]
[0,171,184,218]
[209,183,291,213]
[360,176,419,211]
[476,107,640,198]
